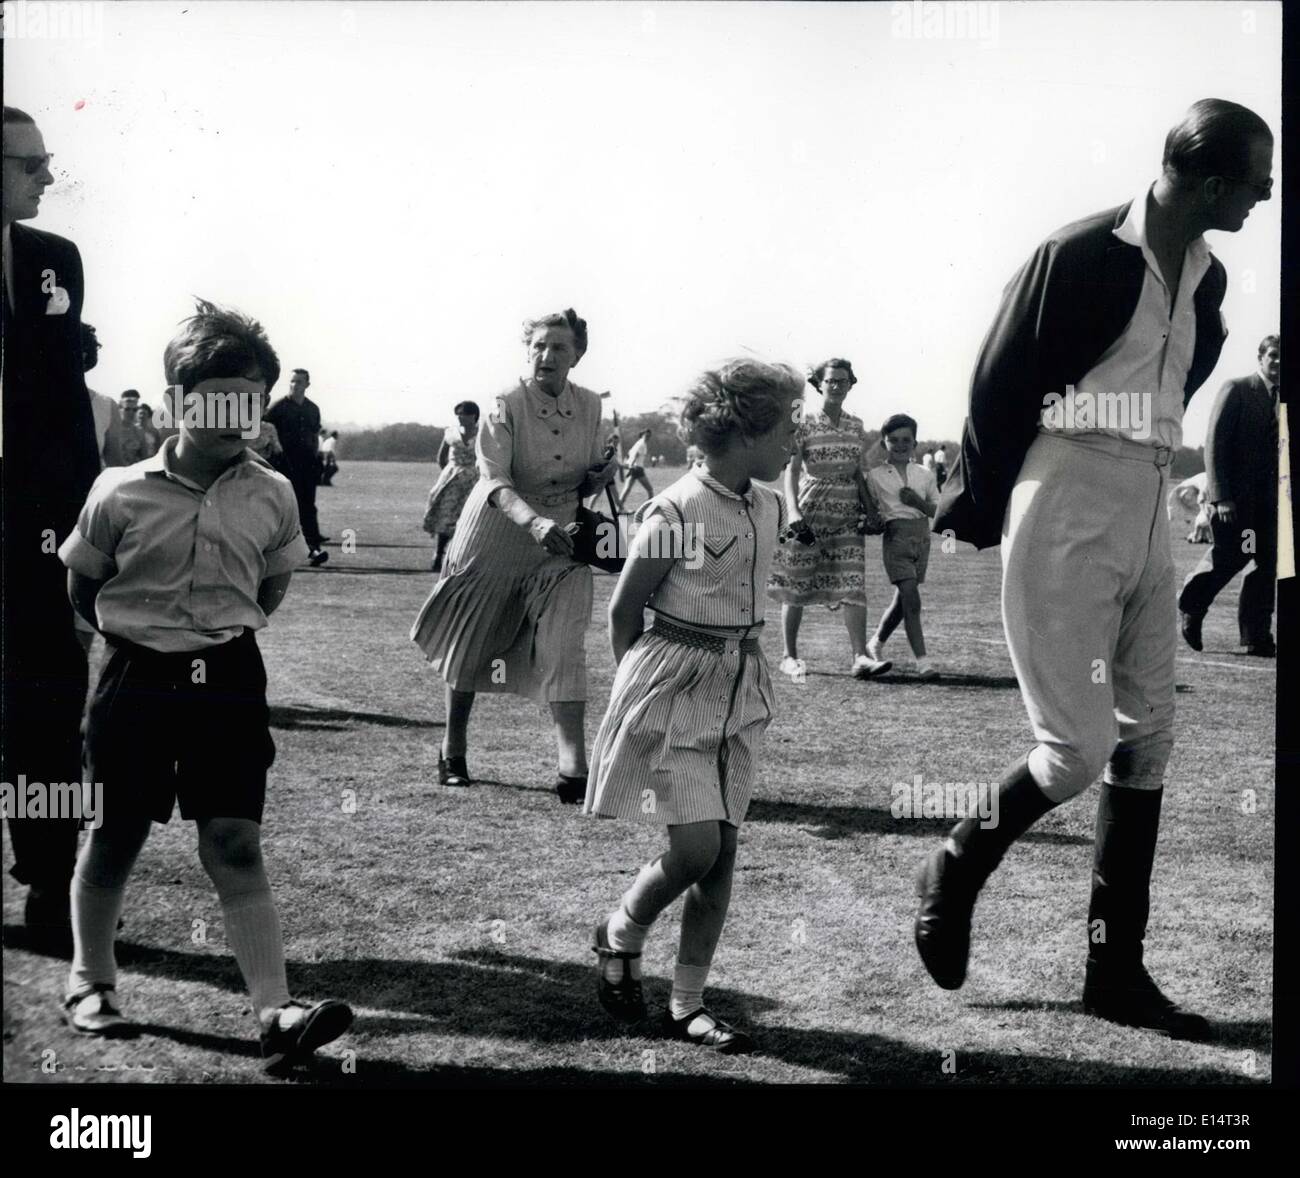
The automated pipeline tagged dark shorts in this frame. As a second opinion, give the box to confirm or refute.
[883,518,932,584]
[627,465,646,480]
[84,630,275,825]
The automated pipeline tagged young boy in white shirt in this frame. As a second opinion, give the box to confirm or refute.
[865,414,940,680]
[58,299,353,1074]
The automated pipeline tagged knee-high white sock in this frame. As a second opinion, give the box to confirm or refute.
[68,873,125,996]
[219,887,291,1022]
[669,961,711,1021]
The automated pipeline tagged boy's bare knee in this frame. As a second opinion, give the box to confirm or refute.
[198,819,263,872]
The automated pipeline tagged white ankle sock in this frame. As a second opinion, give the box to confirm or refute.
[219,888,291,1023]
[669,961,710,1021]
[68,873,125,996]
[607,904,652,954]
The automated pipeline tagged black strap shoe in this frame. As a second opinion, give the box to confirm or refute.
[1083,962,1210,1040]
[1179,611,1203,651]
[556,774,587,805]
[63,984,137,1038]
[591,918,647,1023]
[662,1007,754,1054]
[437,753,472,787]
[261,998,354,1075]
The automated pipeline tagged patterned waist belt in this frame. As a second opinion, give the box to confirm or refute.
[522,487,580,508]
[651,617,761,654]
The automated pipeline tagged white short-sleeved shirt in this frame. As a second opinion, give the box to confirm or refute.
[866,461,939,523]
[59,435,309,652]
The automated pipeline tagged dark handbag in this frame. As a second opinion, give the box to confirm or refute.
[570,483,627,573]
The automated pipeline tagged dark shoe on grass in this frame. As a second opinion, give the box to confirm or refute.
[1082,963,1210,1041]
[261,999,354,1075]
[591,917,647,1023]
[556,774,587,805]
[437,753,472,787]
[914,846,976,990]
[1241,638,1275,657]
[662,1008,754,1054]
[1179,611,1203,652]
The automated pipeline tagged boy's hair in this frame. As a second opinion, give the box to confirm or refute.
[453,400,481,419]
[1258,333,1279,357]
[3,106,36,126]
[292,368,310,381]
[121,389,140,400]
[880,413,919,440]
[522,308,588,360]
[164,299,281,394]
[680,358,804,457]
[808,358,857,390]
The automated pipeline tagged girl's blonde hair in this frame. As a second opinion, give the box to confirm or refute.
[679,359,805,456]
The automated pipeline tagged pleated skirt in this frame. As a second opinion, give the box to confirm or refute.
[410,480,593,702]
[583,626,775,828]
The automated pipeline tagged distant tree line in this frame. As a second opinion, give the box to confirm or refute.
[334,419,1206,477]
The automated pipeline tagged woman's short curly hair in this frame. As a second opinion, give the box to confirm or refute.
[679,358,805,457]
[522,308,588,360]
[808,358,857,390]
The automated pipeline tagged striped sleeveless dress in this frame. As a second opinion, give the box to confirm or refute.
[584,467,786,827]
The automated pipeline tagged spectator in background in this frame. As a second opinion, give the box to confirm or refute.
[80,323,125,468]
[1178,333,1280,656]
[319,430,339,485]
[266,367,328,566]
[2,104,102,950]
[932,445,948,489]
[248,389,285,470]
[116,390,149,465]
[136,404,161,458]
[922,450,935,472]
[617,428,654,511]
[422,403,479,572]
[118,388,140,424]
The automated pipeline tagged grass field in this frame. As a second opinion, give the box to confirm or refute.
[3,460,1275,1086]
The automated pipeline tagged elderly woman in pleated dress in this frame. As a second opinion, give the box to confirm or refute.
[767,358,891,680]
[410,309,618,801]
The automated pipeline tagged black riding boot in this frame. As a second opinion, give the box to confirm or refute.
[914,754,1056,989]
[1082,783,1209,1039]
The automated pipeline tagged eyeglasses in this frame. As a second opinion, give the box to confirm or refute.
[1221,174,1273,200]
[3,153,54,176]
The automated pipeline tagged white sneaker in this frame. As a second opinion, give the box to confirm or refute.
[866,636,885,662]
[914,660,939,681]
[778,656,806,679]
[851,653,892,680]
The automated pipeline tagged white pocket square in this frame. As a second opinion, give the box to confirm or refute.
[45,286,71,315]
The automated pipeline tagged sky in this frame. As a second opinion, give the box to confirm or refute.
[5,0,1282,445]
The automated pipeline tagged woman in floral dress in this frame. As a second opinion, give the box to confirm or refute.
[767,358,891,680]
[422,401,480,572]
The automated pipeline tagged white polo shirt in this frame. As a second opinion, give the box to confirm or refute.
[59,436,308,652]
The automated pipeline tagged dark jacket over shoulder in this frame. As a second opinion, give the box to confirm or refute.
[1203,372,1277,518]
[936,202,1228,549]
[2,223,100,544]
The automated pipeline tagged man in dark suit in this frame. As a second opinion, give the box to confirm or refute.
[266,368,328,566]
[1178,335,1279,656]
[2,106,102,950]
[914,99,1272,1038]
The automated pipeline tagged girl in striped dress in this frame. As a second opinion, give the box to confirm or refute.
[584,358,803,1053]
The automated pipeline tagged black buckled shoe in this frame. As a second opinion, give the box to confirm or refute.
[591,917,647,1023]
[1179,611,1203,652]
[261,999,354,1075]
[437,753,472,787]
[63,984,137,1038]
[1083,962,1210,1041]
[556,774,587,805]
[1241,638,1275,657]
[914,845,977,990]
[662,1008,754,1054]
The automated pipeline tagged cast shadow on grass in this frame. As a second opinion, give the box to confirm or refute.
[967,999,1272,1052]
[743,798,1091,846]
[269,705,443,732]
[89,940,1259,1085]
[802,670,1022,690]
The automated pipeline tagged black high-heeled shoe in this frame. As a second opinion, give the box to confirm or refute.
[437,753,472,787]
[555,774,587,805]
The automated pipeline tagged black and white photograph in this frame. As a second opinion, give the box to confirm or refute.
[1,0,1291,1153]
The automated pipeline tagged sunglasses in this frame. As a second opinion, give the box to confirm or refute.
[3,153,54,176]
[1221,174,1273,200]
